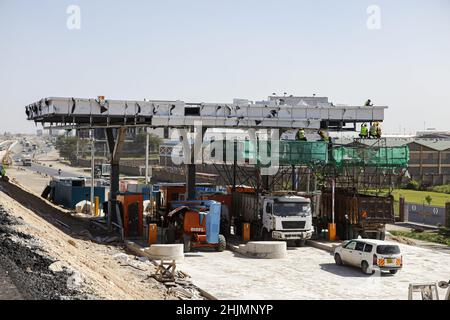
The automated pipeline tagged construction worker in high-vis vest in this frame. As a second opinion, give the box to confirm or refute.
[359,123,369,139]
[376,123,382,139]
[296,129,307,141]
[370,122,380,139]
[318,129,330,142]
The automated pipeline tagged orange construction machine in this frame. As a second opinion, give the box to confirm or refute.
[117,193,144,238]
[166,200,226,252]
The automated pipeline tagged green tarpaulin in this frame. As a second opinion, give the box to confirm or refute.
[331,146,410,168]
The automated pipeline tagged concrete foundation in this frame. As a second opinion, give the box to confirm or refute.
[235,241,287,259]
[147,244,185,261]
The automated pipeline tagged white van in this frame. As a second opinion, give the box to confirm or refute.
[334,239,402,275]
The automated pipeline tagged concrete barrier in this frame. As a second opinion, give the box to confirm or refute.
[232,241,287,259]
[147,244,184,261]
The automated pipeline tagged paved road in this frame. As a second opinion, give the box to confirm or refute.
[28,162,88,179]
[178,244,450,300]
[0,263,23,300]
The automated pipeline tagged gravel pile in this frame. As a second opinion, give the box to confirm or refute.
[0,205,94,300]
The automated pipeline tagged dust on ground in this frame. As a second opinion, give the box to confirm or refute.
[0,189,172,300]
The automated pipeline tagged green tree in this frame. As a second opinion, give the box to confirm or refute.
[54,136,88,160]
[123,133,162,156]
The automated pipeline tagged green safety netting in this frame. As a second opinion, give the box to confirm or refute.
[210,141,409,168]
[239,140,329,166]
[331,146,410,168]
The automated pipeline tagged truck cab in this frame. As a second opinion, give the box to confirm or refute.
[262,195,314,245]
[22,157,32,166]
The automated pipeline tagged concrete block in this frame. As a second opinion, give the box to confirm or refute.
[147,244,184,261]
[75,200,91,214]
[243,241,287,259]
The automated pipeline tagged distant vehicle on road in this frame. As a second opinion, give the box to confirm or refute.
[22,158,32,166]
[334,239,402,275]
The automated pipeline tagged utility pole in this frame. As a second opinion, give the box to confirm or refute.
[145,127,150,185]
[90,129,95,215]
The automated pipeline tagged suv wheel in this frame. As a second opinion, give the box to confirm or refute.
[334,253,343,266]
[361,261,370,274]
[389,270,398,275]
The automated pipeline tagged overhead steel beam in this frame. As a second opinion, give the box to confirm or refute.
[26,96,387,132]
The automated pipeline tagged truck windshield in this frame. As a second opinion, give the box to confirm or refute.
[273,202,310,217]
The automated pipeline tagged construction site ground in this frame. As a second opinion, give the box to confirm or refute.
[178,241,450,300]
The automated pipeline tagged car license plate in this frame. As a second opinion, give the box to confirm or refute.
[386,258,393,264]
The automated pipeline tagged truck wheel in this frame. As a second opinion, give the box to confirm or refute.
[295,240,306,247]
[183,234,191,253]
[166,227,175,244]
[262,229,271,241]
[216,234,226,252]
[334,253,343,266]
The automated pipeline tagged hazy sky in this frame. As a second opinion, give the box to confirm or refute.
[1,0,449,134]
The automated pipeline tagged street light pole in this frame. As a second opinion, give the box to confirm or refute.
[145,127,149,185]
[90,129,95,215]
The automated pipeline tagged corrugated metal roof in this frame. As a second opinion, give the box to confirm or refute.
[333,137,412,147]
[410,139,450,151]
[333,137,450,151]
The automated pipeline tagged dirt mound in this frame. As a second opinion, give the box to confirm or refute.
[0,205,92,300]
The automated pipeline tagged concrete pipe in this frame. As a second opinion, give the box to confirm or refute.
[244,241,287,259]
[147,244,184,261]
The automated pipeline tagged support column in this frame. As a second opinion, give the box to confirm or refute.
[186,164,196,200]
[445,202,450,228]
[106,127,126,230]
[185,125,206,200]
[291,165,296,191]
[399,196,405,222]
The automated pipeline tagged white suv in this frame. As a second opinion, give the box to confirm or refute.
[334,239,402,275]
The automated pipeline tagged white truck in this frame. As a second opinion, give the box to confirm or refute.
[232,192,314,246]
[22,157,32,166]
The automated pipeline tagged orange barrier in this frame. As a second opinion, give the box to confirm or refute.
[148,224,158,245]
[328,223,336,241]
[242,223,251,242]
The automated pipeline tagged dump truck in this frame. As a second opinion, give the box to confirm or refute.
[232,192,314,246]
[320,191,394,240]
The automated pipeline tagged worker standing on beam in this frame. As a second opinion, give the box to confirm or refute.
[376,122,382,139]
[364,99,374,106]
[359,123,369,139]
[296,128,307,141]
[369,122,381,139]
[318,129,330,142]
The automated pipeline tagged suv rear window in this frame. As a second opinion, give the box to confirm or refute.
[376,245,400,255]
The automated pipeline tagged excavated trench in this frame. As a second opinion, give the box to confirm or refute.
[0,205,90,300]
